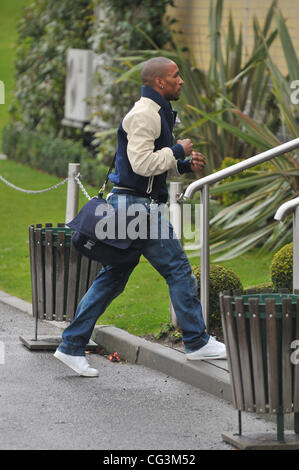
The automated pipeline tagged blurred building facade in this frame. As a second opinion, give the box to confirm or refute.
[168,0,299,74]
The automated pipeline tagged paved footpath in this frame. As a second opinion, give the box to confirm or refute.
[0,300,278,451]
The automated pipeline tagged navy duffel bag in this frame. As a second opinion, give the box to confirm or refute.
[67,195,143,269]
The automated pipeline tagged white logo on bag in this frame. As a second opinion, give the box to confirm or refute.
[84,240,95,250]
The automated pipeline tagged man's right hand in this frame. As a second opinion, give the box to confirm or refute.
[177,138,193,156]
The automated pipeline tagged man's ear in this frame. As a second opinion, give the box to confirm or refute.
[155,76,164,90]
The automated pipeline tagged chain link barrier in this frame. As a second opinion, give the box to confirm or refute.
[0,175,69,194]
[0,173,91,199]
[74,173,91,200]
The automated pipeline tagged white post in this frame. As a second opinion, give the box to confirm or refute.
[169,182,183,327]
[65,163,80,224]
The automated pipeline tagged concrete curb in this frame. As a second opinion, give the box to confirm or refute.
[0,291,32,315]
[2,289,296,430]
[0,289,232,404]
[92,325,232,403]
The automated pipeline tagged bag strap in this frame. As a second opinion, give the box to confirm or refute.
[149,174,164,203]
[98,153,116,197]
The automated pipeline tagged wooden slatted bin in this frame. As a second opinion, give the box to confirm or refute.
[20,224,101,350]
[220,292,299,449]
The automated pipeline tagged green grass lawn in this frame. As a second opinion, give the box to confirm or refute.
[0,0,27,150]
[0,159,97,299]
[0,159,273,336]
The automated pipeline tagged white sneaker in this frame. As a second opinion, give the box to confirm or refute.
[54,349,99,377]
[185,336,227,361]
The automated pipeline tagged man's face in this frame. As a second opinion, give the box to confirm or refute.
[160,63,184,101]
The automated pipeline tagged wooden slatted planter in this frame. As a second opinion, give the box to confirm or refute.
[220,292,299,449]
[20,224,101,350]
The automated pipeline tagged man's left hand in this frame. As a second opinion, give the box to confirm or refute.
[190,151,206,174]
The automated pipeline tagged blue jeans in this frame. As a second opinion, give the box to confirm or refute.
[58,193,209,356]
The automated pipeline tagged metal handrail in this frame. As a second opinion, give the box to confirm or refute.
[184,137,299,199]
[183,137,299,328]
[274,197,299,294]
[274,196,299,221]
[277,197,299,435]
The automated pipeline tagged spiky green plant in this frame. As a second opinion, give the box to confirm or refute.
[189,7,299,260]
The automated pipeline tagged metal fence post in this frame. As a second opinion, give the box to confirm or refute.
[200,185,210,329]
[169,182,183,327]
[65,163,80,224]
[293,207,299,434]
[274,197,299,435]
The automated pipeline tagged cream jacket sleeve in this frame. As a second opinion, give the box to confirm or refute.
[122,98,181,177]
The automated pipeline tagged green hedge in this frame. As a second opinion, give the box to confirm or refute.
[244,282,274,293]
[11,0,94,137]
[80,158,110,188]
[270,242,293,292]
[192,264,243,329]
[2,123,109,187]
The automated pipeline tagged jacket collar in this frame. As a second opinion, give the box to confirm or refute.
[141,85,173,111]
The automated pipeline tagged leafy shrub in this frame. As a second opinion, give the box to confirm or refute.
[270,242,293,292]
[9,0,176,167]
[213,157,274,207]
[11,0,94,138]
[80,159,110,189]
[2,123,91,179]
[155,322,175,340]
[213,157,252,207]
[155,322,182,344]
[192,264,243,328]
[244,282,274,293]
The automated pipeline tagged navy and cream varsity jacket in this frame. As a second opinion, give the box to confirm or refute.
[109,85,192,203]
